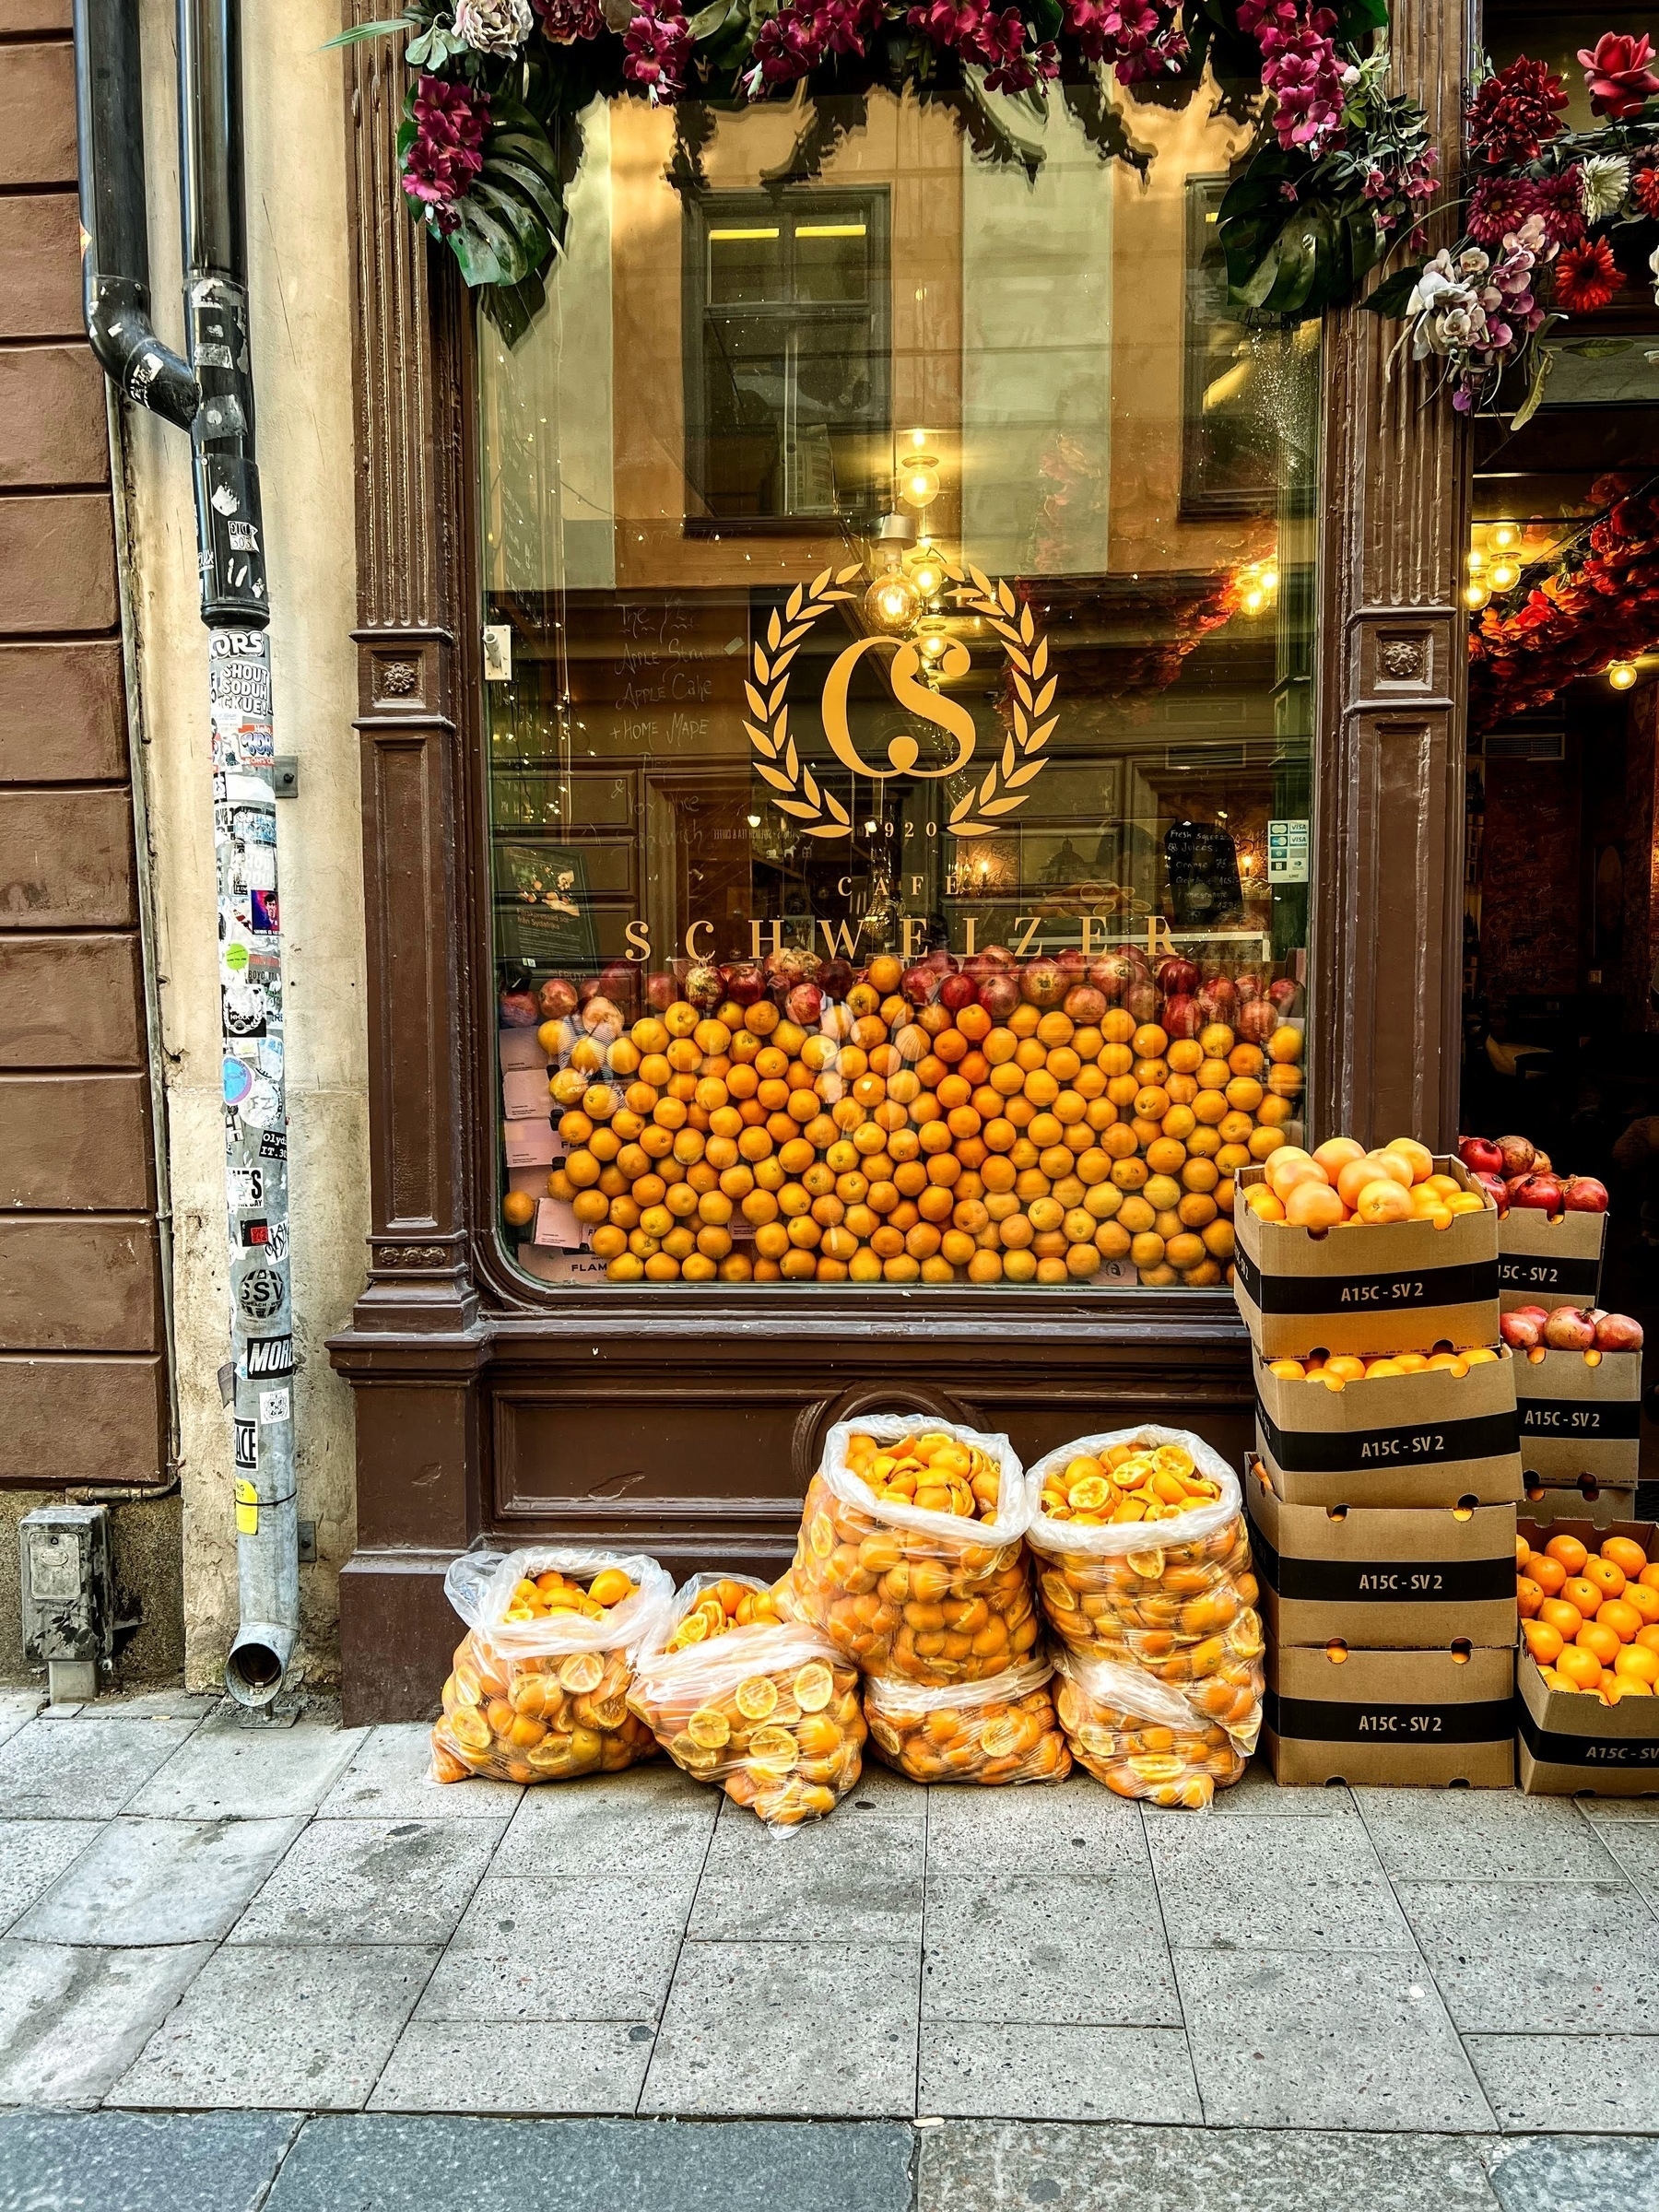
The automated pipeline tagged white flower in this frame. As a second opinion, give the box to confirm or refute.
[453,0,532,54]
[1581,154,1631,224]
[1649,241,1659,304]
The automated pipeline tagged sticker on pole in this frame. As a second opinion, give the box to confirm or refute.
[234,1478,259,1536]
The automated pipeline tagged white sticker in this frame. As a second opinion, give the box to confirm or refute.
[259,1389,290,1423]
[1267,818,1310,884]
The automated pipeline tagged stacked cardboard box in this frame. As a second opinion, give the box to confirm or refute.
[1234,1158,1518,1786]
[1516,1516,1659,1797]
[1515,1346,1641,1528]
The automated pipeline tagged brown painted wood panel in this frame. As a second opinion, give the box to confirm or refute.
[0,497,117,635]
[0,934,144,1065]
[0,642,127,782]
[0,345,108,489]
[0,195,79,340]
[0,1073,151,1208]
[0,0,71,29]
[0,1213,158,1350]
[0,786,135,927]
[0,41,75,188]
[0,1352,165,1485]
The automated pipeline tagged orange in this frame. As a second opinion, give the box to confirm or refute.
[1625,1583,1659,1625]
[1383,1136,1434,1183]
[1356,1179,1411,1224]
[1644,1563,1659,1592]
[1561,1577,1603,1619]
[1516,1576,1543,1619]
[1538,1596,1584,1641]
[1599,1536,1649,1581]
[1312,1136,1366,1174]
[1640,1625,1659,1656]
[1596,1599,1642,1644]
[1556,1644,1602,1689]
[1614,1643,1659,1685]
[1335,1158,1382,1209]
[1583,1555,1627,1600]
[1575,1620,1620,1667]
[1285,1181,1346,1229]
[1528,1554,1567,1596]
[1546,1534,1589,1576]
[1523,1619,1563,1665]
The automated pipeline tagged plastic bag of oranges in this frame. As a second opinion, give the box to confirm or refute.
[627,1574,867,1828]
[430,1546,673,1785]
[785,1415,1037,1684]
[1053,1645,1248,1808]
[1025,1427,1263,1747]
[864,1653,1071,1785]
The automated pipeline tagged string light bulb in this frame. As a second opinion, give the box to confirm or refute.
[1464,580,1492,610]
[1608,660,1639,690]
[864,557,920,635]
[1489,523,1520,551]
[1488,559,1522,593]
[900,461,940,510]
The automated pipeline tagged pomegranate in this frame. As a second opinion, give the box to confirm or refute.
[683,962,724,1010]
[537,976,579,1020]
[1470,1171,1509,1215]
[925,947,959,975]
[1156,958,1199,998]
[1054,947,1087,980]
[595,959,638,1006]
[1500,1306,1550,1349]
[1162,994,1201,1040]
[1511,1173,1564,1213]
[1267,976,1302,1015]
[581,994,625,1039]
[965,944,1016,977]
[1594,1311,1644,1350]
[1458,1135,1503,1178]
[939,972,979,1015]
[1126,980,1161,1025]
[721,961,765,1006]
[1496,1134,1536,1179]
[1564,1176,1609,1213]
[786,981,824,1025]
[1088,952,1134,1002]
[644,970,680,1013]
[1020,959,1065,1009]
[977,971,1020,1021]
[1544,1306,1598,1350]
[900,963,938,1006]
[499,988,541,1029]
[1236,997,1277,1044]
[1063,983,1107,1028]
[1196,979,1237,1023]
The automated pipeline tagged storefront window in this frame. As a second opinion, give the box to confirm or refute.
[483,88,1318,1290]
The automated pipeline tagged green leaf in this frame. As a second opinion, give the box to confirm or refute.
[1561,337,1635,358]
[321,15,418,50]
[1509,343,1554,432]
[1362,261,1426,315]
[482,271,549,347]
[687,0,737,34]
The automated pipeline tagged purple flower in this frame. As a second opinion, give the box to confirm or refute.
[623,0,693,100]
[401,76,488,235]
[1261,19,1347,154]
[1063,0,1184,80]
[1466,173,1543,245]
[532,0,604,40]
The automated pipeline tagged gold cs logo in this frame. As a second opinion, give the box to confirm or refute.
[745,559,1057,841]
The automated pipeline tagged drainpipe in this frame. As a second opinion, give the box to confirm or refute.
[75,0,300,1707]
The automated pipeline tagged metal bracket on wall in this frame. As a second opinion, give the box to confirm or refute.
[272,757,299,798]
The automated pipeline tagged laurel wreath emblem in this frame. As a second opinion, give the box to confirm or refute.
[744,559,1057,841]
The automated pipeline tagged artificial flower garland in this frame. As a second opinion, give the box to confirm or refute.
[349,0,1423,336]
[1371,35,1659,417]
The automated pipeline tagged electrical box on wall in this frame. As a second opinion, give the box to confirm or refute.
[19,1504,114,1702]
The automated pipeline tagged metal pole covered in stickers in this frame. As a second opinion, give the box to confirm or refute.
[76,0,300,1704]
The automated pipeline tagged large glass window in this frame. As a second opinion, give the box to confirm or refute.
[484,88,1318,1291]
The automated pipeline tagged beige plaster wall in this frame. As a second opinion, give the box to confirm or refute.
[122,0,366,1686]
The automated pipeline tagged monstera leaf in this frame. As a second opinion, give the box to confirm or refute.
[1218,145,1384,317]
[402,89,568,341]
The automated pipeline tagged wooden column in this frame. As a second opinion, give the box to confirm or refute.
[1311,0,1475,1153]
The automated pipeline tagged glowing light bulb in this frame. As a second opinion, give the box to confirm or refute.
[902,465,941,509]
[864,563,919,634]
[1242,587,1266,615]
[1488,559,1521,593]
[907,427,929,450]
[1464,581,1492,610]
[910,557,946,599]
[1489,523,1520,551]
[1609,660,1639,690]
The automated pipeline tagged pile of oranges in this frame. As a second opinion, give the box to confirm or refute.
[627,1580,867,1827]
[1053,1649,1249,1808]
[432,1630,658,1784]
[1519,1532,1659,1700]
[1037,1439,1225,1527]
[500,1564,638,1625]
[847,1428,1003,1519]
[1242,1135,1487,1230]
[1266,1347,1500,1388]
[535,959,1303,1288]
[864,1662,1070,1785]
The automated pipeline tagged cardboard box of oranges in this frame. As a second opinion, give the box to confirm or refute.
[1053,1644,1252,1808]
[1024,1426,1264,1751]
[1514,1346,1642,1492]
[1515,1520,1659,1795]
[430,1546,673,1784]
[1263,1641,1514,1786]
[627,1573,866,1827]
[785,1416,1038,1685]
[1233,1152,1499,1359]
[1253,1344,1523,1510]
[864,1654,1069,1786]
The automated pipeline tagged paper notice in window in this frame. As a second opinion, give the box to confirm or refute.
[503,1121,560,1167]
[499,1027,549,1072]
[502,1066,553,1120]
[534,1197,586,1249]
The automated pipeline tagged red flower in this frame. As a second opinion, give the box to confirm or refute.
[622,0,693,100]
[1534,167,1587,246]
[1579,32,1659,121]
[1552,236,1624,312]
[532,0,603,38]
[1466,174,1544,245]
[400,76,488,234]
[1634,164,1659,218]
[1465,55,1569,166]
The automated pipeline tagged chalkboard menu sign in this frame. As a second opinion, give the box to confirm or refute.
[496,841,598,972]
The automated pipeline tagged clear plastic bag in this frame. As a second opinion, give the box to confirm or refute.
[864,1653,1071,1786]
[1053,1644,1250,1809]
[430,1545,673,1785]
[1025,1427,1263,1740]
[785,1414,1038,1684]
[627,1574,867,1828]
